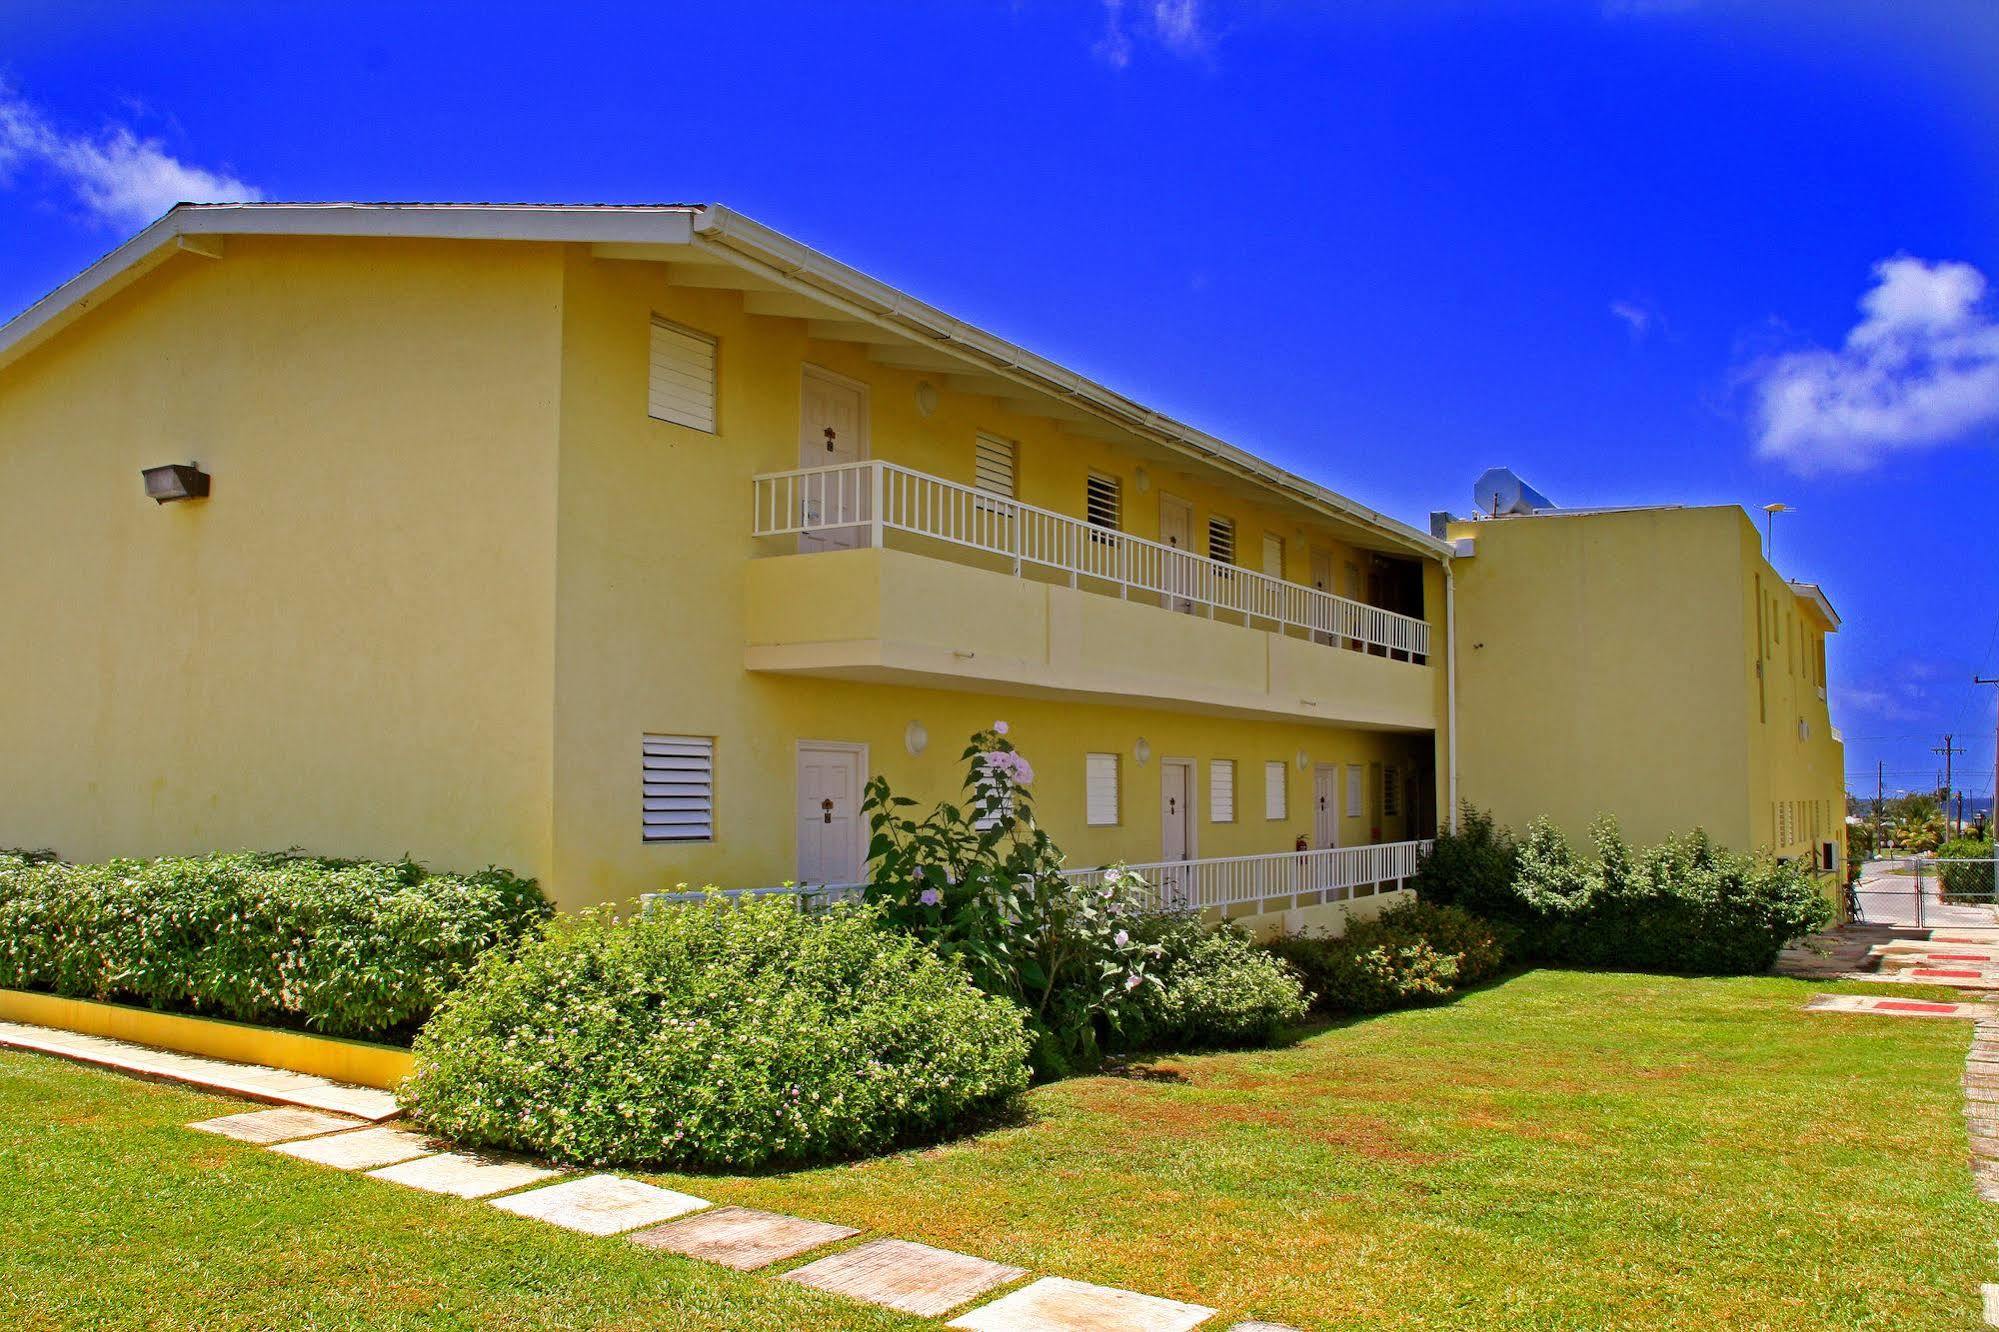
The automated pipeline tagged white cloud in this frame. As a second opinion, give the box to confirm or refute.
[1748,257,1999,474]
[0,83,257,227]
[1150,0,1208,56]
[1094,0,1134,69]
[1610,300,1653,338]
[1093,0,1210,67]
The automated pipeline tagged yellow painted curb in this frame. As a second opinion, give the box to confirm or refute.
[0,989,413,1090]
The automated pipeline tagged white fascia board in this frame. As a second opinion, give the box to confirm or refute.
[690,205,1450,561]
[0,200,1447,561]
[1787,580,1842,630]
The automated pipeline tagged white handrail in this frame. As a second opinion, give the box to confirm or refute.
[1061,839,1432,912]
[753,461,1431,659]
[648,840,1434,917]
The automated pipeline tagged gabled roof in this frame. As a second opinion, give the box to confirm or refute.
[0,202,1449,559]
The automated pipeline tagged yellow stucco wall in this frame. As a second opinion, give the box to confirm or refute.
[0,238,563,878]
[546,248,1441,908]
[1446,505,1844,863]
[0,234,1442,913]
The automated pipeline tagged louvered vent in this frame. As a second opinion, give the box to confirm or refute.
[642,734,714,842]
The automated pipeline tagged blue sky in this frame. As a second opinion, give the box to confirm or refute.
[2,0,1995,807]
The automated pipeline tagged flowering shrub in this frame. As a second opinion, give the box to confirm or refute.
[864,725,1162,1074]
[1115,912,1308,1049]
[1265,901,1511,1014]
[0,851,547,1039]
[400,896,1030,1170]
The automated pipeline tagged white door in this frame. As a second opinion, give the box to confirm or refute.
[798,366,870,552]
[1314,764,1341,850]
[796,742,866,887]
[1160,758,1196,910]
[1309,548,1335,644]
[1160,495,1195,614]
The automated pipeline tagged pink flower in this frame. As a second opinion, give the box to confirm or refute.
[919,888,941,907]
[1124,973,1143,991]
[993,721,1009,735]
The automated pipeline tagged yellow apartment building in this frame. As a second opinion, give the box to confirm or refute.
[1442,491,1846,872]
[0,203,1450,925]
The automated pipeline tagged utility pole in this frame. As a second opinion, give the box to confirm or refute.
[1978,677,1998,842]
[1935,734,1968,835]
[1875,760,1884,853]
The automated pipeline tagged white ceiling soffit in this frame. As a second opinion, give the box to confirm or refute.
[0,201,1447,559]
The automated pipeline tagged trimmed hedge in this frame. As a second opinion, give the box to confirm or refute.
[1938,837,1998,904]
[1415,813,1831,974]
[401,896,1031,1171]
[0,850,548,1040]
[1115,913,1308,1050]
[1266,901,1511,1014]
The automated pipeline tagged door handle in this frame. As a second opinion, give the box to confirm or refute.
[821,798,834,824]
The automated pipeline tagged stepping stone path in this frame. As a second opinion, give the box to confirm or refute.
[949,1276,1215,1331]
[271,1125,436,1171]
[494,1174,709,1235]
[784,1238,1028,1317]
[633,1204,856,1270]
[6,1014,1292,1327]
[367,1151,560,1199]
[190,1107,363,1144]
[1803,994,1989,1019]
[0,1020,398,1119]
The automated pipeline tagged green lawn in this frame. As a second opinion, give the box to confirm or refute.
[1,970,1991,1331]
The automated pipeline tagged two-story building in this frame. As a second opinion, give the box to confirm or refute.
[1441,488,1846,873]
[0,203,1450,925]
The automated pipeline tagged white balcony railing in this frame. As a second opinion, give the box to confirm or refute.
[752,460,1431,660]
[644,840,1432,917]
[1062,840,1431,913]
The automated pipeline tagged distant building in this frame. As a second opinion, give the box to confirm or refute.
[1442,489,1845,872]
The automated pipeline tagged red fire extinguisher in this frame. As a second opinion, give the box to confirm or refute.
[1295,833,1309,852]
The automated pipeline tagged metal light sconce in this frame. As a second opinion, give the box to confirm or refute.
[141,462,210,504]
[1134,737,1151,766]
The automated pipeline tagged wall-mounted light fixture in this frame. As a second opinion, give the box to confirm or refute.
[1134,737,1151,766]
[141,462,210,504]
[1296,751,1311,772]
[915,381,940,417]
[904,720,929,756]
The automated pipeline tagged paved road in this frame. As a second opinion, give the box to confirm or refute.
[1851,858,1998,930]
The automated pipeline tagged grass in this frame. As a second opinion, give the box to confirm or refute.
[0,1052,925,1332]
[636,970,1996,1331]
[1,970,1990,1330]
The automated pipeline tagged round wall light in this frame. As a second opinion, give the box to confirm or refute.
[1134,465,1152,493]
[915,381,940,417]
[904,720,929,755]
[1134,737,1152,766]
[1296,750,1311,772]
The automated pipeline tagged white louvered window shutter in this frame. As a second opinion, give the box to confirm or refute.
[648,316,717,432]
[1210,760,1235,824]
[1264,761,1287,820]
[1208,516,1236,565]
[975,433,1017,499]
[1086,472,1122,530]
[1346,763,1364,818]
[1086,753,1120,826]
[1383,765,1401,818]
[642,735,714,842]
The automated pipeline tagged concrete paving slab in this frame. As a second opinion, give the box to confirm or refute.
[494,1174,708,1235]
[949,1276,1215,1331]
[189,1107,364,1144]
[1229,1324,1304,1332]
[632,1205,857,1270]
[783,1238,1027,1317]
[367,1152,559,1199]
[1981,1282,1999,1325]
[271,1126,435,1171]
